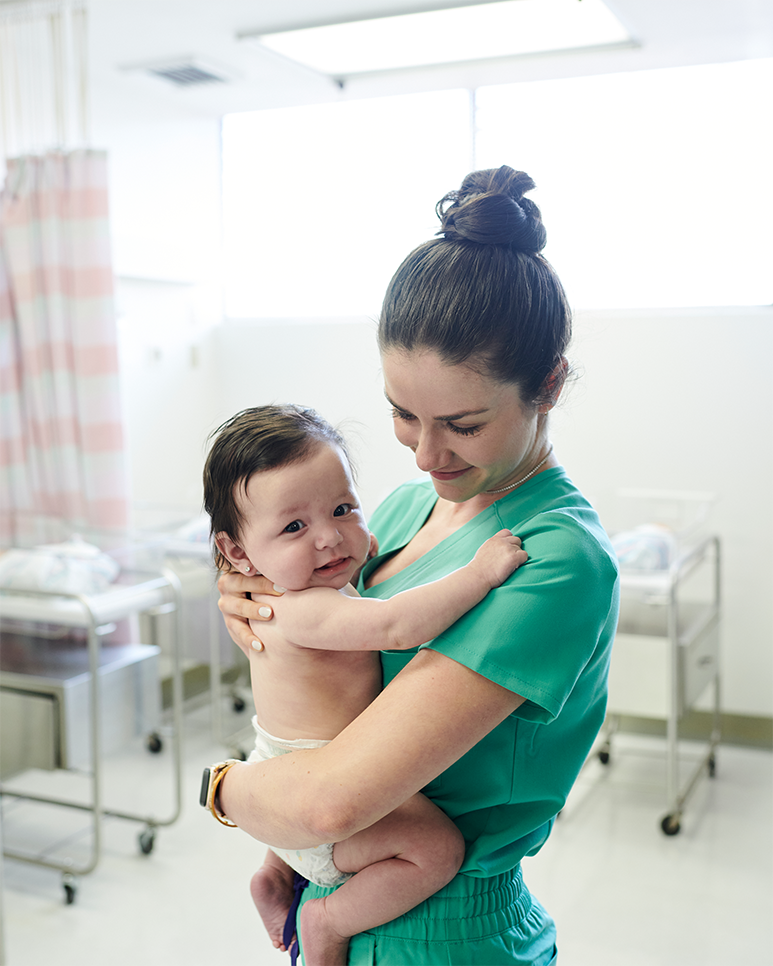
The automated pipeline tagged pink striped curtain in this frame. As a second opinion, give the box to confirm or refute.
[0,150,129,544]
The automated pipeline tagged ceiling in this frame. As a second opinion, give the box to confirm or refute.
[81,0,773,118]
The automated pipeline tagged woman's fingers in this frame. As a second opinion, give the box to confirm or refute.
[217,571,282,597]
[222,609,258,655]
[216,571,284,654]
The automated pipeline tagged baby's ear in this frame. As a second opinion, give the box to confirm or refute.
[215,532,251,571]
[367,532,379,560]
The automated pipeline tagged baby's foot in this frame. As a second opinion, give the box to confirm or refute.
[250,865,295,951]
[299,897,350,966]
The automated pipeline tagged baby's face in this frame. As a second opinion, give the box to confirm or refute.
[234,442,371,591]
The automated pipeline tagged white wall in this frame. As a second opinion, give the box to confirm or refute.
[90,51,772,722]
[92,79,225,512]
[94,84,223,285]
[211,319,418,518]
[552,306,773,718]
[116,278,221,510]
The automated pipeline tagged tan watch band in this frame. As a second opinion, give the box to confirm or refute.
[202,759,242,827]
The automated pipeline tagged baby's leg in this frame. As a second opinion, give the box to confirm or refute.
[300,792,464,965]
[250,847,297,951]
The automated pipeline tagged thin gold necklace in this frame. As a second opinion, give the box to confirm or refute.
[486,445,554,494]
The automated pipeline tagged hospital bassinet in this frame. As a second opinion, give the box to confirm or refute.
[599,491,721,835]
[0,519,185,904]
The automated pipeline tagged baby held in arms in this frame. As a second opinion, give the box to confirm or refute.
[203,405,527,966]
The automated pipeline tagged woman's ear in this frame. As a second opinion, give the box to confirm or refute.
[539,356,569,413]
[215,532,252,572]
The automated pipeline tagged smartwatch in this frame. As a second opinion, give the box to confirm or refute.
[199,759,242,827]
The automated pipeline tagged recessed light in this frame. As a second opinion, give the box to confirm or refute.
[239,0,632,77]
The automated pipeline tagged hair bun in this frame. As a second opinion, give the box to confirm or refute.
[436,165,547,253]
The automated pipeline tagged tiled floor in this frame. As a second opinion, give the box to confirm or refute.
[1,703,772,966]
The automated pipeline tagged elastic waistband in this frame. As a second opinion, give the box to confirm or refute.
[306,865,534,945]
[400,866,529,920]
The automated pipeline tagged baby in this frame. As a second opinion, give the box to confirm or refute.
[203,405,527,966]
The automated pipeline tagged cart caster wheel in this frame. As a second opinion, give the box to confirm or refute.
[232,695,246,713]
[708,755,717,778]
[63,874,77,904]
[598,749,610,765]
[661,814,681,836]
[139,828,156,855]
[146,732,163,754]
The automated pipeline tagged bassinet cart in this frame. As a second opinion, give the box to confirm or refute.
[0,557,184,903]
[599,493,721,835]
[132,506,253,758]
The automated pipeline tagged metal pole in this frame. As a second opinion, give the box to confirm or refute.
[0,805,7,966]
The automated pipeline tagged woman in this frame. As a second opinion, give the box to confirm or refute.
[215,165,620,964]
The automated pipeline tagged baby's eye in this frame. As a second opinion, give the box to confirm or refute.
[333,504,353,517]
[283,520,304,533]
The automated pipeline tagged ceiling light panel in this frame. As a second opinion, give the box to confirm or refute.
[247,0,632,77]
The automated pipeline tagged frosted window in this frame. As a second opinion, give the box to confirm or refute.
[475,59,773,309]
[222,91,472,318]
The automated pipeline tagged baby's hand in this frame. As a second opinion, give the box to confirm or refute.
[471,529,528,588]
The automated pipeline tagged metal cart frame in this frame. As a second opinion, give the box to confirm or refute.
[598,534,721,835]
[0,569,184,902]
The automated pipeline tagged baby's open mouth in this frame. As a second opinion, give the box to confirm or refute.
[316,557,347,573]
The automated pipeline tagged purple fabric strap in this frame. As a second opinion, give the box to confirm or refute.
[284,873,309,966]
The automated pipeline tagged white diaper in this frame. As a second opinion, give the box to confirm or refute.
[248,717,353,888]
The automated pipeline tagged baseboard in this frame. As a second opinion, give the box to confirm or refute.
[613,711,773,750]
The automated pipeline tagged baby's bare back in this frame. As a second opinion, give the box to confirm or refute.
[247,632,382,741]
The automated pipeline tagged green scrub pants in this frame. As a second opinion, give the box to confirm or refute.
[297,863,558,965]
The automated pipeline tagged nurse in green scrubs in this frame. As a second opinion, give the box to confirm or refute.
[217,165,620,964]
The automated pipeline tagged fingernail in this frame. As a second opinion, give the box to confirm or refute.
[251,640,264,652]
[258,606,272,619]
[273,585,286,593]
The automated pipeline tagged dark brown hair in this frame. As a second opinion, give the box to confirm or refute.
[378,166,572,406]
[203,405,349,572]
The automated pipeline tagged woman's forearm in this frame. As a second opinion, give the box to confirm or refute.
[218,750,349,849]
[218,648,524,847]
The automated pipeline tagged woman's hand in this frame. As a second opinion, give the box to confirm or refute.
[217,570,284,656]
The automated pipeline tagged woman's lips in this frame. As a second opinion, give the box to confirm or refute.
[430,468,470,481]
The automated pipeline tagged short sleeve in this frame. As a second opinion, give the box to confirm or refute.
[424,508,619,723]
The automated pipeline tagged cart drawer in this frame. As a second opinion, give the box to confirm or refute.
[607,633,669,718]
[1,632,161,775]
[0,688,57,779]
[680,618,719,711]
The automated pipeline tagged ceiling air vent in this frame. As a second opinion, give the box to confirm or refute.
[148,62,226,86]
[121,56,238,87]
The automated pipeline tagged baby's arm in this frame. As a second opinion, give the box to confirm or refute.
[278,529,526,652]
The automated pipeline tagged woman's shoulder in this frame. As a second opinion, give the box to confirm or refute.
[495,468,618,579]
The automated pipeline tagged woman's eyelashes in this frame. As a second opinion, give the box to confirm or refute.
[447,423,482,437]
[390,406,481,437]
[390,406,414,423]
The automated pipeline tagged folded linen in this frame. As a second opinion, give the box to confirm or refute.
[0,536,120,595]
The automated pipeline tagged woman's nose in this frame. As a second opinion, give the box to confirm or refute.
[412,427,448,472]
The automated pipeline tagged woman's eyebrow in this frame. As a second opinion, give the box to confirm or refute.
[384,392,488,422]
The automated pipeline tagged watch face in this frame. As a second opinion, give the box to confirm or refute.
[199,767,212,807]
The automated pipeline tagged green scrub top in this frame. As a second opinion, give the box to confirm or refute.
[297,467,619,964]
[362,467,619,875]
